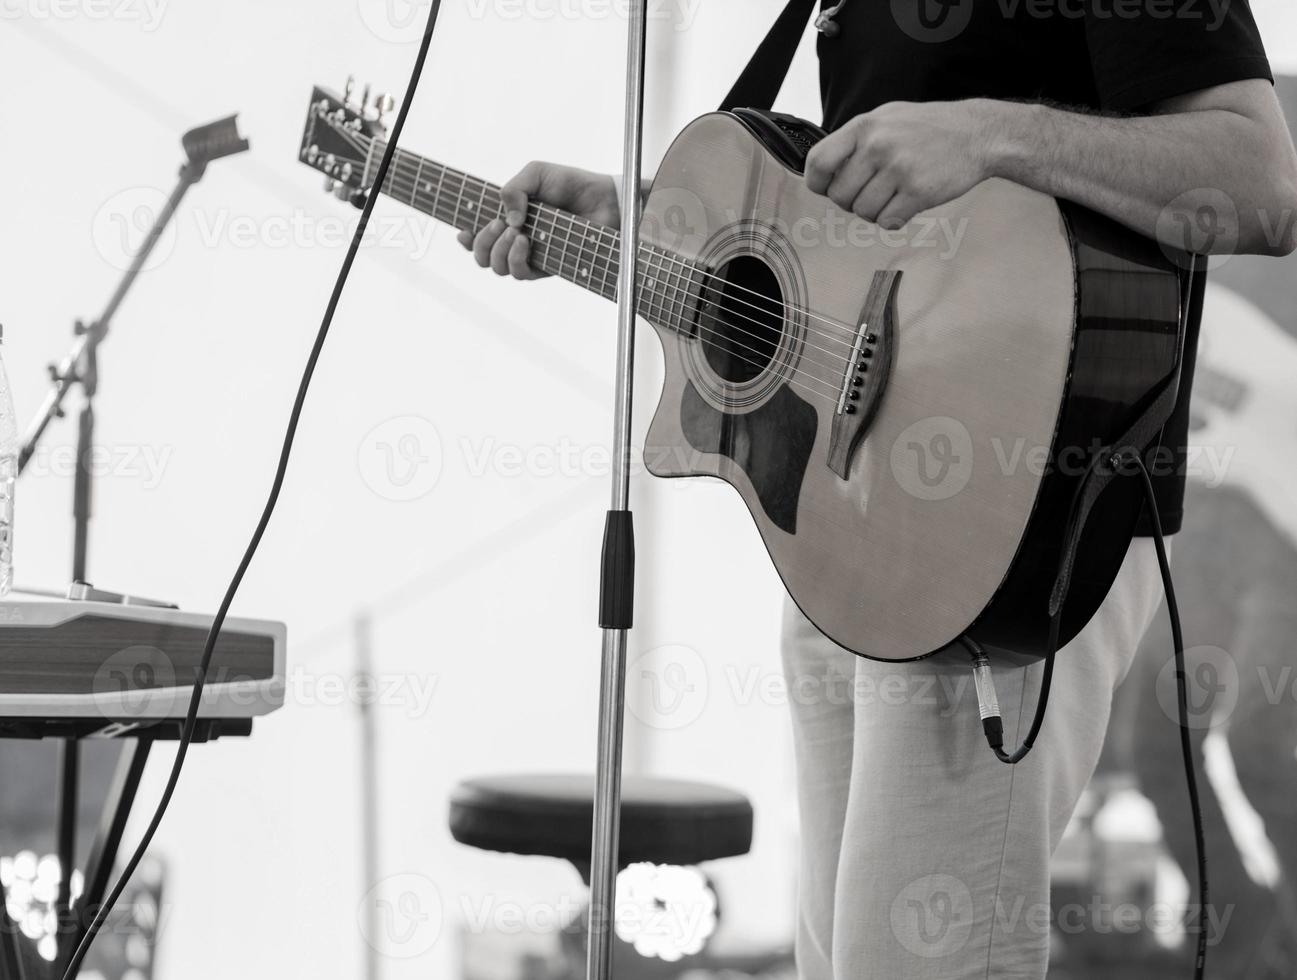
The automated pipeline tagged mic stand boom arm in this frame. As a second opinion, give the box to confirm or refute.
[18,112,250,478]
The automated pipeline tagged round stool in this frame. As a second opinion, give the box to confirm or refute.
[449,774,761,975]
[449,772,753,878]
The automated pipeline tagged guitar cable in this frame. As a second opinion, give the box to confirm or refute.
[57,4,445,976]
[963,380,1211,976]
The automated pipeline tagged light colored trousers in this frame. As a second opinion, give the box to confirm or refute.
[781,538,1166,980]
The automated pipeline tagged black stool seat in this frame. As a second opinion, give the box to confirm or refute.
[449,773,753,869]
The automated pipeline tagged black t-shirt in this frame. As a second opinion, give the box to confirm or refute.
[816,0,1273,534]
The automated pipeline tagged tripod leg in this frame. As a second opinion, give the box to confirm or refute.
[65,738,151,970]
[55,741,78,918]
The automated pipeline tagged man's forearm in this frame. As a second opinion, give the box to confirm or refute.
[804,82,1297,256]
[984,93,1297,257]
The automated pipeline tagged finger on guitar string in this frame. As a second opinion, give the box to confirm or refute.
[471,218,507,269]
[507,231,536,279]
[490,227,535,279]
[490,227,519,275]
[500,162,543,228]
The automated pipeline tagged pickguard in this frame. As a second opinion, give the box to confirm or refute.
[680,381,816,535]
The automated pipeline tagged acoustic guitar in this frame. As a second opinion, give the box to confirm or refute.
[298,83,1184,663]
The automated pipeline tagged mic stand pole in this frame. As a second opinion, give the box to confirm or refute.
[586,3,648,979]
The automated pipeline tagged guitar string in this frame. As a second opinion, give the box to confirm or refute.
[441,199,848,397]
[318,126,861,402]
[337,126,866,352]
[401,186,848,403]
[396,179,847,404]
[375,152,864,386]
[319,118,867,368]
[320,135,864,400]
[437,188,846,403]
[384,147,862,357]
[556,204,863,358]
[341,131,863,373]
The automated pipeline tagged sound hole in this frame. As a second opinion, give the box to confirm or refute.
[696,255,785,384]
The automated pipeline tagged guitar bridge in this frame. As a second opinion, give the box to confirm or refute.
[826,270,901,479]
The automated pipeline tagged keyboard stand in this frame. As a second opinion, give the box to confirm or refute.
[0,718,252,979]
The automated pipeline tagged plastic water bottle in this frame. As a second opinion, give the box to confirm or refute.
[0,325,16,596]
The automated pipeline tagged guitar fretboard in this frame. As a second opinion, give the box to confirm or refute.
[361,137,706,332]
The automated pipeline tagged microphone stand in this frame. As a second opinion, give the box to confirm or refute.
[586,4,648,979]
[11,115,248,967]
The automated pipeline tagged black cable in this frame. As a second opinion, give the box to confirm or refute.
[968,614,1061,766]
[962,448,1103,765]
[965,450,1209,980]
[58,4,444,975]
[966,248,1205,976]
[1130,451,1209,980]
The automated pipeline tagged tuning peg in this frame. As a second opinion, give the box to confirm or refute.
[333,183,352,202]
[323,176,338,194]
[374,92,395,120]
[344,75,357,106]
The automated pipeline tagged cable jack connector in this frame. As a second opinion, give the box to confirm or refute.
[963,637,1004,751]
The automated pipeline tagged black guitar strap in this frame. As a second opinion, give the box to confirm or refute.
[1049,258,1197,617]
[720,0,819,111]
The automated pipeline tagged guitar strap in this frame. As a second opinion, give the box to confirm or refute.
[720,0,819,111]
[1049,258,1196,616]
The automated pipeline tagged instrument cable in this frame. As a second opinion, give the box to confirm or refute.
[59,3,444,975]
[964,456,1210,980]
[965,251,1208,978]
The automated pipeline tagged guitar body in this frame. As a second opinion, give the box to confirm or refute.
[639,112,1183,662]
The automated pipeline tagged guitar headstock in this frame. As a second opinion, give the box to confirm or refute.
[299,78,396,204]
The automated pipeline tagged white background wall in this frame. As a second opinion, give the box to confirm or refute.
[2,2,1295,977]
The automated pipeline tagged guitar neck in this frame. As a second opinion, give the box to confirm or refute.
[367,141,700,325]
